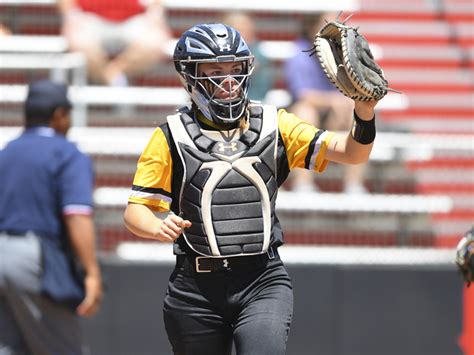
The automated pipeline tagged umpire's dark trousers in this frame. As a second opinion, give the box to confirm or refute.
[163,251,294,355]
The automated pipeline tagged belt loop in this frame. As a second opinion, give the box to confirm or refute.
[267,246,276,260]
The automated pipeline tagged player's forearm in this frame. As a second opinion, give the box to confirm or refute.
[325,102,376,164]
[345,134,374,164]
[124,203,163,240]
[326,133,373,164]
[65,214,101,277]
[354,100,377,121]
[345,101,376,163]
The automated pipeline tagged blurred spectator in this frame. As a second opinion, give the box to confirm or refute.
[284,13,368,194]
[0,23,11,36]
[58,0,171,86]
[0,80,102,354]
[222,11,273,102]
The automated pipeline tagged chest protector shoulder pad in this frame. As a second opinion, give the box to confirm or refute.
[167,104,279,257]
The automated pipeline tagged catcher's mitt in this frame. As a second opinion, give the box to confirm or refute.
[455,226,474,286]
[310,15,388,101]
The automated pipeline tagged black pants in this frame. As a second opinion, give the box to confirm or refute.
[163,253,294,355]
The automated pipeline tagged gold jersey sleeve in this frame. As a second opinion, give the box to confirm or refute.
[128,127,173,212]
[277,109,334,173]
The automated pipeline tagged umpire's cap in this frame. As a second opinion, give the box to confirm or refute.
[25,79,72,112]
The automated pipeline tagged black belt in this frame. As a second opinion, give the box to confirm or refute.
[178,247,278,273]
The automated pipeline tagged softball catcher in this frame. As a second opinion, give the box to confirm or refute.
[124,21,383,354]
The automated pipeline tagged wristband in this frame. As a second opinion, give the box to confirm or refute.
[351,111,376,145]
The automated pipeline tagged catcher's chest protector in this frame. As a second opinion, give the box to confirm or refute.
[167,105,279,257]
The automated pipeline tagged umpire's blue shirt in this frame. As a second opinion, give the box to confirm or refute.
[0,126,94,306]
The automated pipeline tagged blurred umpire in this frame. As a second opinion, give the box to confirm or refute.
[124,23,378,354]
[0,80,102,354]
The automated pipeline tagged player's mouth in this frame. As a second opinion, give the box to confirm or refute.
[214,90,240,101]
[213,81,241,101]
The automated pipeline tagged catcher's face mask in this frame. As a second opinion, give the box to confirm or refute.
[189,58,253,126]
[177,56,254,129]
[173,23,254,128]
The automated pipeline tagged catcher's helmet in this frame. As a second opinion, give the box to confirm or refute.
[173,23,254,128]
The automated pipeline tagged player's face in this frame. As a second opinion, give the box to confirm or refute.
[198,61,244,100]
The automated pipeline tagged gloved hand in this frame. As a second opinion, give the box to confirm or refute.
[309,14,388,101]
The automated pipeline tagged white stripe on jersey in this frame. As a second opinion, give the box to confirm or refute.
[129,190,172,203]
[309,131,330,171]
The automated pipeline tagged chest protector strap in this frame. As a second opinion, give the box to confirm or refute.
[167,105,279,257]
